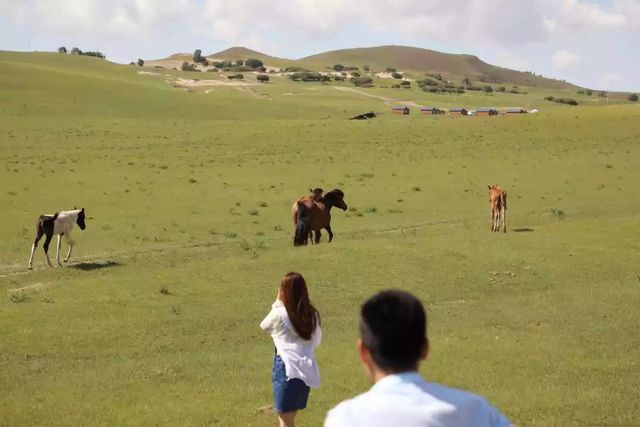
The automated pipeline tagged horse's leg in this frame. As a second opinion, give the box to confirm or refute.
[28,229,44,269]
[64,234,74,262]
[43,233,54,267]
[314,230,321,244]
[56,234,63,266]
[326,225,334,242]
[491,207,496,231]
[502,207,507,233]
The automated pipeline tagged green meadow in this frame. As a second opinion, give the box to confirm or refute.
[1,52,639,426]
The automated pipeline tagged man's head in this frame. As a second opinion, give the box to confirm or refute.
[358,290,429,381]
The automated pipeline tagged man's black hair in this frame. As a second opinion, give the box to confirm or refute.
[360,290,427,372]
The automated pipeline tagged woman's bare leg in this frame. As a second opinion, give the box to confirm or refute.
[277,411,297,427]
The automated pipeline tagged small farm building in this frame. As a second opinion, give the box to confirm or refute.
[476,107,499,116]
[506,108,527,114]
[392,106,410,115]
[420,107,445,115]
[448,107,468,115]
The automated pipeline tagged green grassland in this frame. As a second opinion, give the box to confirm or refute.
[1,52,639,426]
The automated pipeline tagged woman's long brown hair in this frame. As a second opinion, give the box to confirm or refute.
[280,272,320,340]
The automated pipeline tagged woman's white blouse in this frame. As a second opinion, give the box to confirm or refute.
[260,300,322,388]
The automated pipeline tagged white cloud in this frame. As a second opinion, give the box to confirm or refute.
[553,0,627,31]
[552,50,581,69]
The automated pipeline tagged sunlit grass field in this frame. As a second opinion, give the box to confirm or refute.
[1,52,639,426]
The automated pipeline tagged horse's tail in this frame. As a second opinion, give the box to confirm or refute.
[293,202,311,246]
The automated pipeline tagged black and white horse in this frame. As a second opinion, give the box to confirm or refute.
[28,208,87,269]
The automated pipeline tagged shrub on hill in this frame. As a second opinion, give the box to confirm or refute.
[70,47,82,55]
[137,58,144,66]
[363,65,370,72]
[628,93,638,102]
[577,89,584,95]
[498,86,506,92]
[333,75,345,81]
[427,73,443,81]
[417,78,439,87]
[351,72,360,77]
[545,96,578,106]
[461,77,472,87]
[400,80,411,88]
[333,64,344,71]
[207,68,218,72]
[284,66,308,73]
[350,76,373,87]
[227,73,244,80]
[245,58,264,69]
[585,89,593,96]
[483,85,493,94]
[181,61,197,72]
[391,72,403,79]
[290,72,329,82]
[58,47,67,54]
[385,67,396,72]
[257,74,270,83]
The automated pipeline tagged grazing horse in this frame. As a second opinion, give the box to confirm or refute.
[488,185,507,233]
[291,189,347,245]
[28,208,87,269]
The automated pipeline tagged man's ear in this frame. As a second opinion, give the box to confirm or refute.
[357,338,368,364]
[420,338,430,361]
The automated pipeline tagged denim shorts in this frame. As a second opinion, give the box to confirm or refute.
[272,354,310,413]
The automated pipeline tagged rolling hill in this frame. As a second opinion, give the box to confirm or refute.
[159,45,577,90]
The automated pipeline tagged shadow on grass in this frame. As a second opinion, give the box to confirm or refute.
[513,228,535,232]
[70,260,121,271]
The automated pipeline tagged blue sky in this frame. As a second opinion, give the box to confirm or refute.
[1,0,637,91]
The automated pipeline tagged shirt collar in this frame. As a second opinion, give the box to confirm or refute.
[370,372,426,392]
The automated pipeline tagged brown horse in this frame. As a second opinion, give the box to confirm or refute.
[291,189,347,245]
[488,185,507,233]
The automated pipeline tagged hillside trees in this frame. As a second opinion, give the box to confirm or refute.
[245,58,264,69]
[350,76,373,87]
[333,64,344,71]
[193,49,204,63]
[137,58,144,66]
[391,72,403,79]
[628,93,638,102]
[256,74,270,83]
[58,47,67,54]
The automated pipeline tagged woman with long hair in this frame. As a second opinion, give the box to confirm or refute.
[260,272,322,427]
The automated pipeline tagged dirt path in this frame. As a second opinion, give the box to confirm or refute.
[334,86,424,108]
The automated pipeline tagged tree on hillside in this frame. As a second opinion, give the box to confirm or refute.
[363,65,370,72]
[245,58,264,69]
[385,66,396,72]
[391,72,403,79]
[333,64,344,71]
[461,77,471,87]
[257,74,270,83]
[598,91,607,97]
[585,89,593,96]
[137,58,145,66]
[350,76,373,87]
[58,47,67,54]
[236,59,244,67]
[181,61,196,71]
[628,93,638,102]
[483,85,493,94]
[70,47,82,55]
[193,49,204,63]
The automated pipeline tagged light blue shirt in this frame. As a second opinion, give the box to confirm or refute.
[325,372,511,427]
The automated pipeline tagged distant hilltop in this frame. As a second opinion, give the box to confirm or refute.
[153,45,576,90]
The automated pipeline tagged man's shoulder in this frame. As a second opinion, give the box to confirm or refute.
[324,376,511,427]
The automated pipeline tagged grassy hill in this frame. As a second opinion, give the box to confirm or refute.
[1,51,640,426]
[300,45,574,89]
[163,45,580,90]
